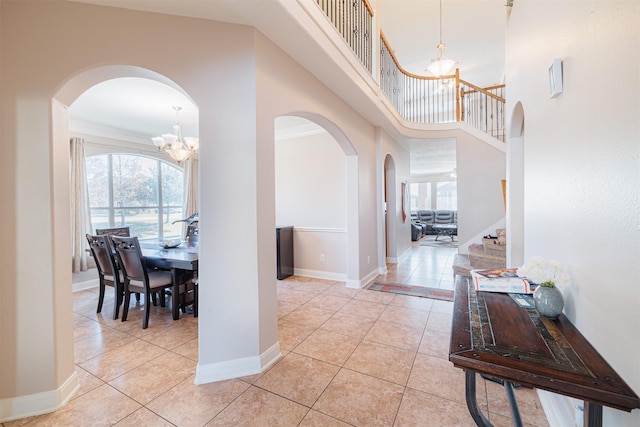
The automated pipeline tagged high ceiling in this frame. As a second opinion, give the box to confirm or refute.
[70,0,506,175]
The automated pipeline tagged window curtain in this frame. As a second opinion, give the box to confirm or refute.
[70,137,92,272]
[183,156,199,235]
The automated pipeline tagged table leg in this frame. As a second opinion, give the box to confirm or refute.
[583,402,603,427]
[504,381,524,427]
[465,370,493,427]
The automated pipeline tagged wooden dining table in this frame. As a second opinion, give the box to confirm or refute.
[140,242,198,320]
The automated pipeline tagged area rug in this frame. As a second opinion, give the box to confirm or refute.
[367,282,454,302]
[419,238,458,248]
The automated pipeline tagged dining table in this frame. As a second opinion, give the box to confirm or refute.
[140,242,199,320]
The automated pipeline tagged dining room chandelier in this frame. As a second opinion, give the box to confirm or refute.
[151,106,199,163]
[426,0,457,77]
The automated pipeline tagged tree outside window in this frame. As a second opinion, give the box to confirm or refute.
[86,154,184,241]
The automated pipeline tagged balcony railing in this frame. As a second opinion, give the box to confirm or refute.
[316,0,374,73]
[316,0,506,142]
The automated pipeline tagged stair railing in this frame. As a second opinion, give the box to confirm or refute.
[315,0,506,142]
[316,0,374,73]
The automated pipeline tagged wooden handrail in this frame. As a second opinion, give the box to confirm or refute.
[459,79,505,103]
[362,0,374,17]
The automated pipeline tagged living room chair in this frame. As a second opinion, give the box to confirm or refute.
[86,233,124,320]
[111,235,174,329]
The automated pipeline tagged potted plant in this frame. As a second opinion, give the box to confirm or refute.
[517,258,570,319]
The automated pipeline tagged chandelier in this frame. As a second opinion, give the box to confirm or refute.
[426,0,456,77]
[151,106,199,163]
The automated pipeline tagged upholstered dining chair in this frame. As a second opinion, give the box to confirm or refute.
[86,233,124,320]
[110,235,174,329]
[96,226,130,237]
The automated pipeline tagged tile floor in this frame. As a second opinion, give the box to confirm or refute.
[4,239,549,427]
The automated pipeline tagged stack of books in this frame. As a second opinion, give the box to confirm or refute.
[470,268,534,294]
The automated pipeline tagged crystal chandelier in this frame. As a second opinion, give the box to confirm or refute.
[151,106,199,163]
[426,0,456,77]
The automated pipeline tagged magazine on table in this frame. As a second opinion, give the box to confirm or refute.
[470,268,534,294]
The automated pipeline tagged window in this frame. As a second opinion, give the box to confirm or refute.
[86,154,184,240]
[410,180,457,211]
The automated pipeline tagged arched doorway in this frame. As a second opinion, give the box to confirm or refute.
[275,112,360,288]
[383,154,397,263]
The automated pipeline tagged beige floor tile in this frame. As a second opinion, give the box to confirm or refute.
[278,300,300,318]
[72,366,105,400]
[339,299,387,319]
[299,409,352,426]
[108,352,196,404]
[24,384,140,427]
[140,318,198,350]
[323,283,362,298]
[280,305,335,328]
[365,320,424,351]
[407,353,470,406]
[379,304,430,329]
[173,337,199,361]
[114,407,175,426]
[425,311,453,333]
[74,328,137,364]
[147,375,250,427]
[319,311,376,340]
[278,320,317,351]
[355,289,396,304]
[303,294,351,312]
[390,294,434,311]
[485,381,549,427]
[73,315,113,342]
[344,340,415,385]
[277,288,318,305]
[206,385,308,426]
[417,328,451,359]
[79,338,167,381]
[294,329,361,366]
[431,299,454,314]
[254,352,340,406]
[313,369,404,426]
[394,387,479,426]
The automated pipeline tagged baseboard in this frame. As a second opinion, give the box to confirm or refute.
[72,278,98,292]
[537,389,580,427]
[346,268,378,289]
[0,370,79,423]
[293,268,347,282]
[194,341,282,385]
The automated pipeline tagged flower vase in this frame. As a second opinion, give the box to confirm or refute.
[533,285,564,319]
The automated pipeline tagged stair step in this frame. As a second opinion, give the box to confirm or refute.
[482,238,506,256]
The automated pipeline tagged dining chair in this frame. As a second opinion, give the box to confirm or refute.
[86,233,124,320]
[111,235,174,329]
[96,226,130,237]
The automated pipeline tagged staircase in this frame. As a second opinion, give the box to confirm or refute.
[453,229,506,279]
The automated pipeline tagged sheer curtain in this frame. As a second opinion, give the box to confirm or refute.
[70,137,91,272]
[183,156,199,234]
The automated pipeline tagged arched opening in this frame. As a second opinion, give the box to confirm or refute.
[507,101,525,266]
[274,113,359,286]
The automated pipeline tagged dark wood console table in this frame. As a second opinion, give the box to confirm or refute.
[450,276,640,427]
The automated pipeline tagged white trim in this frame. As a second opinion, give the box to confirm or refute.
[293,268,346,282]
[537,389,580,427]
[293,227,347,234]
[346,268,378,289]
[194,342,282,385]
[72,278,99,293]
[0,371,78,423]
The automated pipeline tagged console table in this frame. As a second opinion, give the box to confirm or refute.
[449,276,640,426]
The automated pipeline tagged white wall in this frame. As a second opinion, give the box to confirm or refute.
[507,1,640,425]
[275,124,348,277]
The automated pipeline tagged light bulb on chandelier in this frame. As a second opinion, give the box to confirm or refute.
[426,0,457,77]
[151,106,199,163]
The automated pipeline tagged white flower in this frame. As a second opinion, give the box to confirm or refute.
[517,257,571,287]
